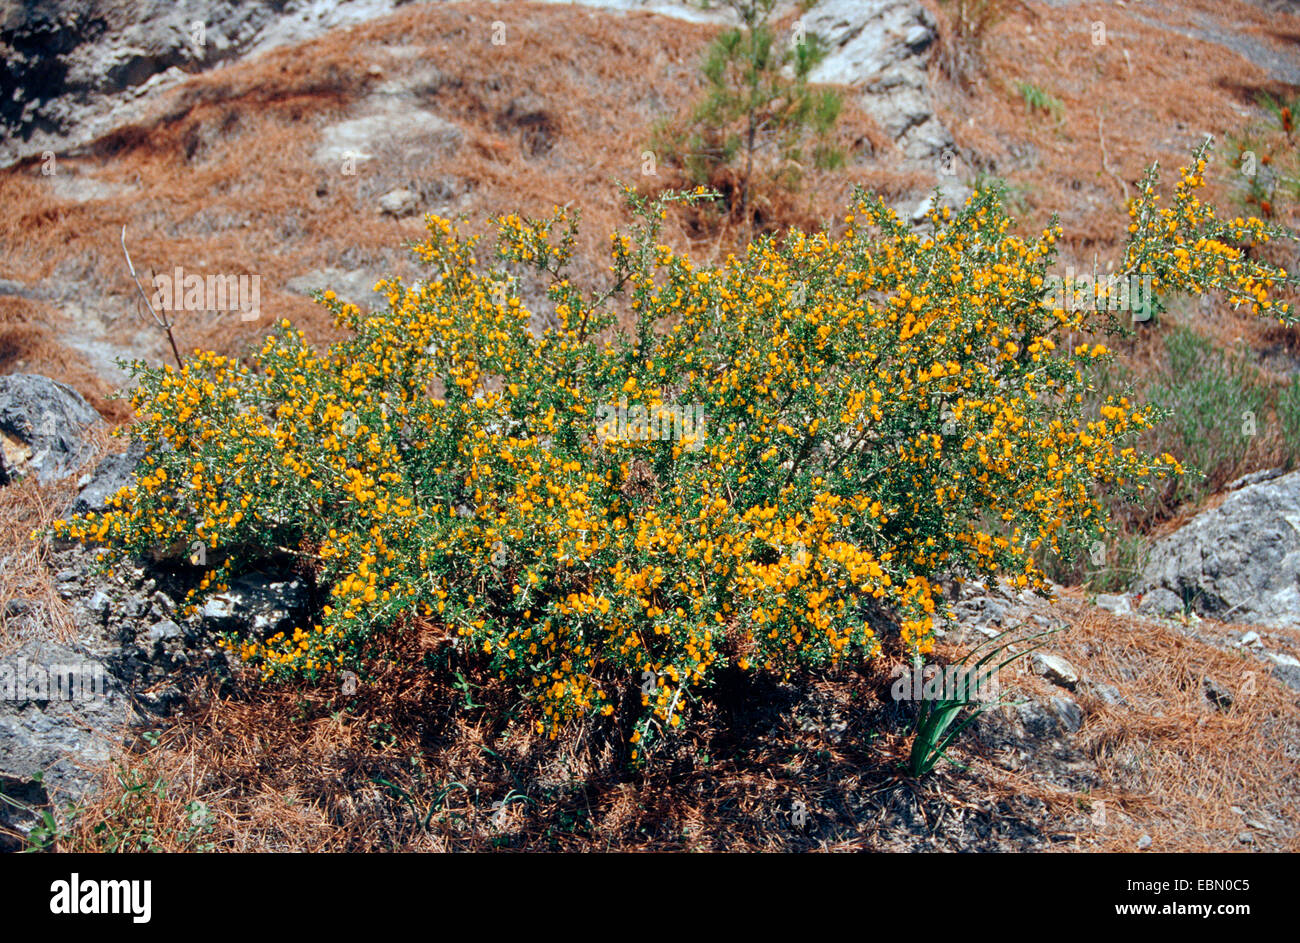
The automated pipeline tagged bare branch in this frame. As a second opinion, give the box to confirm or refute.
[122,226,184,370]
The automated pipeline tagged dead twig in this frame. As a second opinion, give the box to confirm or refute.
[121,225,184,370]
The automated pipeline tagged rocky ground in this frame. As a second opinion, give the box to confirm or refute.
[2,0,1299,852]
[7,0,1296,399]
[1,373,1297,851]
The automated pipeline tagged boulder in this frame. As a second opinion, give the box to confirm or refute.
[1031,652,1079,690]
[804,0,952,160]
[378,187,420,217]
[0,639,129,848]
[0,374,102,484]
[1136,470,1300,628]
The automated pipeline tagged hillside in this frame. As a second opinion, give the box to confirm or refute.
[1,0,1298,858]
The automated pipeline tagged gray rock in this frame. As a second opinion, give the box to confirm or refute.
[0,277,39,299]
[1095,593,1132,615]
[1085,682,1127,707]
[87,591,111,618]
[1225,467,1285,491]
[1015,700,1060,740]
[0,640,128,817]
[151,591,175,618]
[148,620,182,643]
[313,96,463,167]
[907,186,973,225]
[903,23,932,50]
[4,599,32,618]
[378,187,420,217]
[285,267,388,313]
[72,439,145,515]
[1136,470,1300,628]
[804,0,952,160]
[201,572,308,639]
[1266,653,1300,692]
[41,172,134,204]
[40,544,237,718]
[0,374,102,484]
[1136,587,1184,618]
[0,0,407,169]
[1137,834,1152,850]
[1031,652,1080,690]
[1049,696,1083,733]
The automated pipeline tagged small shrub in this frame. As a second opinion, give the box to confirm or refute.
[1146,326,1269,506]
[47,144,1295,756]
[651,0,843,224]
[1016,81,1064,122]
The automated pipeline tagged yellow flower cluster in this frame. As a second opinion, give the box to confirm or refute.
[1124,154,1290,318]
[44,146,1294,756]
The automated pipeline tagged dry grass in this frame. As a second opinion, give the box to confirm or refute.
[0,1,904,383]
[1,0,1293,434]
[1,1,1295,437]
[1,0,1296,368]
[0,297,133,423]
[22,595,1295,853]
[932,0,1300,363]
[0,442,111,649]
[1045,600,1300,852]
[4,0,1300,852]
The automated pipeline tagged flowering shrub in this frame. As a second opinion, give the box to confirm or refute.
[48,144,1295,755]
